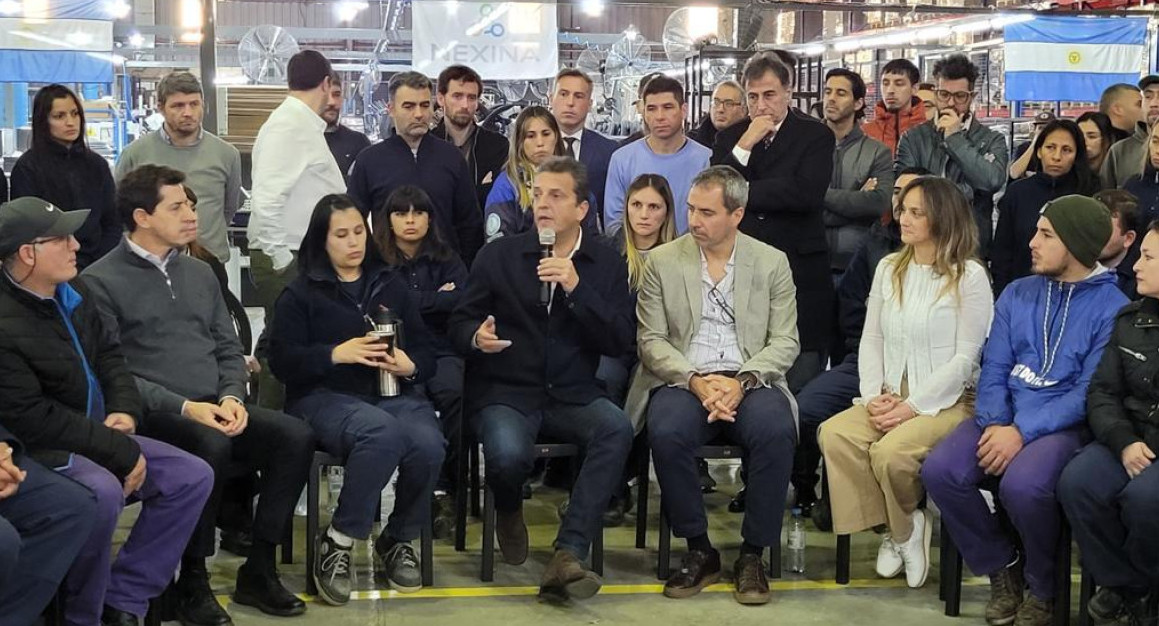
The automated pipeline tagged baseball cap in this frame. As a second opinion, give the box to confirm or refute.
[1139,75,1159,90]
[0,197,88,258]
[1033,110,1056,125]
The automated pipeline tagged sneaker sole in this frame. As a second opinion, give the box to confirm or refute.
[388,579,423,594]
[664,571,721,599]
[985,614,1018,626]
[733,590,772,605]
[908,510,933,589]
[230,590,307,617]
[876,560,904,579]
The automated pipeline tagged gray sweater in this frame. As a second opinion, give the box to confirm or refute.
[823,125,894,271]
[80,238,247,414]
[116,130,242,262]
[1100,121,1148,190]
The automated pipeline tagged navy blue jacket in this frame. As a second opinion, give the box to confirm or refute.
[268,261,437,407]
[838,219,902,353]
[991,171,1087,297]
[578,128,618,227]
[1124,161,1159,232]
[387,253,469,358]
[347,134,484,264]
[447,230,634,416]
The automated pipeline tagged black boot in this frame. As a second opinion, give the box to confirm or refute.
[233,562,307,617]
[101,606,139,626]
[174,570,232,626]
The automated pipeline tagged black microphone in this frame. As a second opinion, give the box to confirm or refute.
[538,227,556,307]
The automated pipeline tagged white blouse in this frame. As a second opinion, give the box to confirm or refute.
[858,255,993,415]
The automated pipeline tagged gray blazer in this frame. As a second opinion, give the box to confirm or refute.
[625,233,801,431]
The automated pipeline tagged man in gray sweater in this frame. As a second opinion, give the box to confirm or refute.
[82,165,314,626]
[821,68,894,274]
[116,72,242,263]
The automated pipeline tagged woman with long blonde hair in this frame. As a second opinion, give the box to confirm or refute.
[482,106,598,241]
[818,176,993,590]
[621,174,678,292]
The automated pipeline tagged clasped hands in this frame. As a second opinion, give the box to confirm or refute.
[690,374,744,423]
[866,393,915,433]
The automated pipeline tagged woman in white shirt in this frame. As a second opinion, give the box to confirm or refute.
[818,176,993,589]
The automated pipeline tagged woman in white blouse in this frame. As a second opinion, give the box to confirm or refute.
[818,176,994,589]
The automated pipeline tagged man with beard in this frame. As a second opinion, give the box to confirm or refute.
[117,72,242,263]
[348,71,483,265]
[322,71,370,184]
[430,65,509,213]
[862,59,926,157]
[1094,189,1139,298]
[690,80,747,150]
[821,68,893,274]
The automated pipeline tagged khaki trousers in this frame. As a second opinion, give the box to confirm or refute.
[818,392,973,541]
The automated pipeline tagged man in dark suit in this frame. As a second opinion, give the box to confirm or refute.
[551,68,618,229]
[711,52,836,393]
[448,157,634,603]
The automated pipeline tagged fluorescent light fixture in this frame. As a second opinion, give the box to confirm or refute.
[179,31,203,43]
[0,0,18,14]
[917,25,952,40]
[802,44,826,56]
[834,39,861,52]
[180,0,201,30]
[66,31,93,45]
[128,32,144,47]
[992,14,1035,28]
[105,0,130,19]
[335,1,368,22]
[951,19,994,35]
[580,0,603,17]
[624,25,639,41]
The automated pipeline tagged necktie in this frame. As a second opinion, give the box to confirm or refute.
[565,137,578,159]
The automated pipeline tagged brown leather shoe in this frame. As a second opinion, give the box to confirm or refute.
[495,508,528,565]
[733,554,771,605]
[664,549,722,599]
[539,550,602,603]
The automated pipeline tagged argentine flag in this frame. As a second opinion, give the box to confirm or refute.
[0,0,115,84]
[1004,16,1146,102]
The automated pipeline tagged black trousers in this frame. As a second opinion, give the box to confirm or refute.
[139,404,315,560]
[427,356,464,493]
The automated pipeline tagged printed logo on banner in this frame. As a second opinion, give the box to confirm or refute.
[413,0,559,80]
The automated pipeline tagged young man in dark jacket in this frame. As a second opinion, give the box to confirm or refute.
[1057,220,1159,624]
[83,165,315,624]
[448,157,634,602]
[923,196,1127,626]
[0,424,96,626]
[322,71,371,183]
[791,168,918,520]
[430,64,509,213]
[348,72,483,265]
[0,196,212,626]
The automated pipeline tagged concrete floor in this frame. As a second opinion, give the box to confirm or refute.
[123,462,1082,625]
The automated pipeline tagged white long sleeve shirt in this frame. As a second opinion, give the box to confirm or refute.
[858,255,993,415]
[246,96,346,270]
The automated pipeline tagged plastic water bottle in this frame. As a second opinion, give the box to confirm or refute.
[327,467,344,513]
[786,507,807,574]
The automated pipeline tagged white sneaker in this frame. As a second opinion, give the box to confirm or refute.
[894,509,932,588]
[875,534,904,578]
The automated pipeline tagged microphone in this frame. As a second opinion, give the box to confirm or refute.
[538,228,556,307]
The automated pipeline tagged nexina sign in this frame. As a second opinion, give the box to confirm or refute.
[412,0,559,80]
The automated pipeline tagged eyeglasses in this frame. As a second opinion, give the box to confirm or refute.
[30,235,68,246]
[708,286,736,324]
[711,98,743,109]
[935,89,974,105]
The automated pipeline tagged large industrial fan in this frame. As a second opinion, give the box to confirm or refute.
[238,25,299,85]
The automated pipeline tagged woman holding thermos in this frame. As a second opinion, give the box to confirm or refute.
[268,193,444,606]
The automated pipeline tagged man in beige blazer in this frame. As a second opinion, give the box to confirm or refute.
[626,165,799,606]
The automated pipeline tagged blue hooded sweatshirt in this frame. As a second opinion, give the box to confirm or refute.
[975,267,1127,443]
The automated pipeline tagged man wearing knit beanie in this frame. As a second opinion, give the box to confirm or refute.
[922,192,1127,626]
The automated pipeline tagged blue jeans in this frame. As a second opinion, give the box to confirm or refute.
[474,398,632,560]
[291,389,445,540]
[0,458,95,626]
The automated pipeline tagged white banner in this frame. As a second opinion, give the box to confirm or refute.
[412,1,559,80]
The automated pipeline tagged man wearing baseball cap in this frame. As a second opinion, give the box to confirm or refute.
[1008,110,1056,180]
[0,196,213,626]
[923,195,1128,626]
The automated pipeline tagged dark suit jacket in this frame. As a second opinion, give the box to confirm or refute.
[447,230,634,416]
[579,129,618,227]
[711,109,836,353]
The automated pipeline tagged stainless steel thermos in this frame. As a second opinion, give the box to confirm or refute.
[370,307,401,397]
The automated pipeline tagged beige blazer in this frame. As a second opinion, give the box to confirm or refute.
[625,233,801,432]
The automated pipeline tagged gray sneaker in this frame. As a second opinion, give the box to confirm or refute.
[314,528,353,606]
[377,541,422,593]
[985,557,1026,626]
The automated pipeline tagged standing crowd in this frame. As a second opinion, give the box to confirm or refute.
[0,45,1155,626]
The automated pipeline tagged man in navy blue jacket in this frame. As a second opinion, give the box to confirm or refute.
[923,196,1127,626]
[0,425,95,626]
[448,157,633,602]
[348,72,483,264]
[551,68,618,229]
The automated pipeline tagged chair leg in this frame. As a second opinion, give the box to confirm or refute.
[1077,568,1095,626]
[305,459,322,596]
[1053,523,1072,626]
[657,508,672,580]
[592,526,604,577]
[454,430,469,552]
[634,447,649,550]
[470,444,482,518]
[767,540,781,579]
[481,485,495,583]
[835,534,851,585]
[943,527,963,617]
[421,518,434,588]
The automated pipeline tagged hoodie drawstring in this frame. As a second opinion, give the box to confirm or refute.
[1041,281,1074,376]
